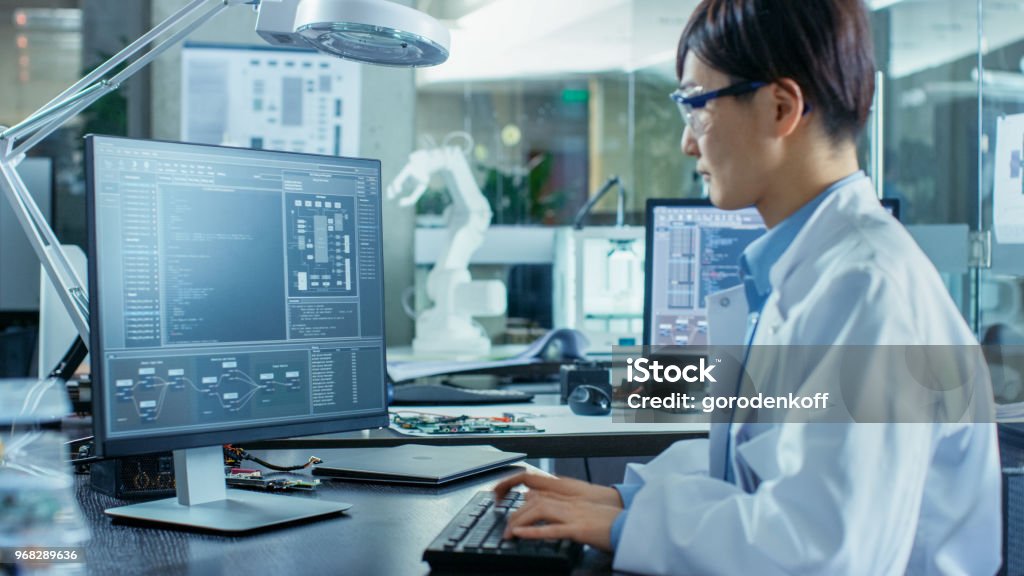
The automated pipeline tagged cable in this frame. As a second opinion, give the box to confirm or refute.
[10,377,59,436]
[572,175,625,230]
[48,336,88,381]
[70,456,103,467]
[583,457,593,483]
[224,445,321,472]
[65,435,94,445]
[65,442,323,473]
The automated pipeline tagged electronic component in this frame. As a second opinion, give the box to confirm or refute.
[86,446,324,499]
[559,361,612,404]
[223,445,322,472]
[568,385,612,416]
[89,453,176,500]
[391,412,542,435]
[225,469,320,492]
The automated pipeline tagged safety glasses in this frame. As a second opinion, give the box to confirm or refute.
[669,80,767,136]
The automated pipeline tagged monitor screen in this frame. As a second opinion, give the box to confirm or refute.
[643,197,901,347]
[87,136,388,456]
[644,200,765,347]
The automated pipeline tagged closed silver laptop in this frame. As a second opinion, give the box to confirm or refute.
[312,444,526,485]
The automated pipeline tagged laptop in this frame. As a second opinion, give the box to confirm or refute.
[311,444,526,485]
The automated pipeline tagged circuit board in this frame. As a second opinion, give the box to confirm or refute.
[225,468,320,491]
[390,412,543,435]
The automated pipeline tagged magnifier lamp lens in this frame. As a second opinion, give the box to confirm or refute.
[299,22,449,67]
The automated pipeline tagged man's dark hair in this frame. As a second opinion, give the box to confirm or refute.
[677,0,876,144]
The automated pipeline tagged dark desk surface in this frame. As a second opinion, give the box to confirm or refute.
[72,453,616,576]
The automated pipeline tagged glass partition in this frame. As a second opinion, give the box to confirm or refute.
[409,0,1024,361]
[978,0,1024,407]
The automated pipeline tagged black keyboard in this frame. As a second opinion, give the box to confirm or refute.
[424,491,582,573]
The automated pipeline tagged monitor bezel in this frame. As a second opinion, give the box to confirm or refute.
[643,196,902,346]
[86,134,389,457]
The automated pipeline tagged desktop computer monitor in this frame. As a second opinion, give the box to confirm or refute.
[642,197,900,347]
[86,135,388,532]
[643,200,765,347]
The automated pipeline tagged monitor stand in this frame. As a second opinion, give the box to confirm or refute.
[104,445,351,533]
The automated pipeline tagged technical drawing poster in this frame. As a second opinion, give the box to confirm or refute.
[995,113,1024,244]
[181,43,361,156]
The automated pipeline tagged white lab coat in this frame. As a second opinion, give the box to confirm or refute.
[614,178,1002,575]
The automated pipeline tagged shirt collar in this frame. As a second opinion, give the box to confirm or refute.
[739,171,867,313]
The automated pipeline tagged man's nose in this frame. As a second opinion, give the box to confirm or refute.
[681,125,700,157]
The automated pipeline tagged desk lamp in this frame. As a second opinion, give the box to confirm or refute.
[0,0,450,354]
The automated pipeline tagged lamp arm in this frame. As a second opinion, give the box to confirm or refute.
[8,0,237,160]
[2,83,109,143]
[0,0,248,347]
[573,175,624,230]
[11,83,117,161]
[0,158,90,341]
[16,0,213,135]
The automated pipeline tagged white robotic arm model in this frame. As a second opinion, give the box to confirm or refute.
[387,144,507,356]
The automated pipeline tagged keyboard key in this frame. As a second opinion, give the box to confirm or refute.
[424,491,582,572]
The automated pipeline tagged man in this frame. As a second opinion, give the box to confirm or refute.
[494,0,1001,573]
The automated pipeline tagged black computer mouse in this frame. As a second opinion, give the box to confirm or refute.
[568,385,611,416]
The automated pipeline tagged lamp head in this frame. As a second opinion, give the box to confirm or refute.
[256,0,450,67]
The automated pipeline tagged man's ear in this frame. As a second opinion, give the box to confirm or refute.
[768,78,805,138]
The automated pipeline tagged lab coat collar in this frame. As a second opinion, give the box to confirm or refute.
[740,171,865,313]
[769,175,880,297]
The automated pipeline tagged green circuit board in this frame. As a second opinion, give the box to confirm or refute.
[390,412,543,434]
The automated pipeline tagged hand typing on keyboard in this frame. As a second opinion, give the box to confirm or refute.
[423,491,585,571]
[493,471,624,507]
[493,471,624,552]
[423,473,624,572]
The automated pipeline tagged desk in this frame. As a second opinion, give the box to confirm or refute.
[69,455,614,575]
[249,400,709,458]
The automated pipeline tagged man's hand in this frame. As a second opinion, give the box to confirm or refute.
[492,471,623,508]
[502,492,621,552]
